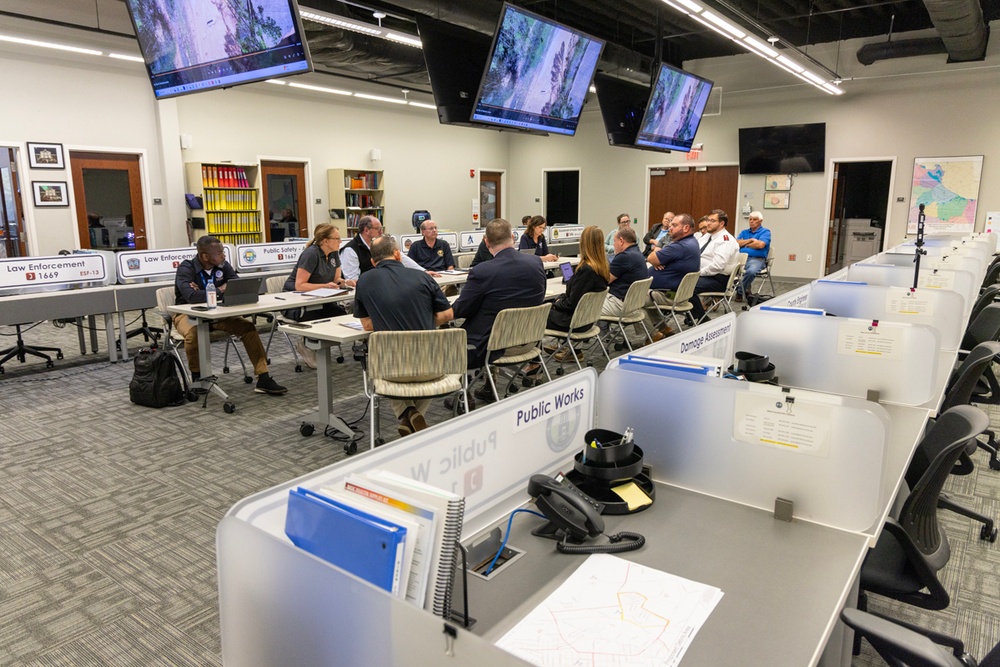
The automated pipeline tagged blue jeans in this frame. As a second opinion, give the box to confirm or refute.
[741,257,766,295]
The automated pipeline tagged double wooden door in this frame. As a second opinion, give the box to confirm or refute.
[647,166,739,233]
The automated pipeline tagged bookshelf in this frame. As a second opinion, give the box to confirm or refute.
[327,169,384,237]
[185,162,263,245]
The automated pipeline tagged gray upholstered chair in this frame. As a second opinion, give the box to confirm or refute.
[544,288,611,373]
[697,253,747,323]
[480,303,552,401]
[646,271,699,333]
[599,276,653,352]
[154,286,248,384]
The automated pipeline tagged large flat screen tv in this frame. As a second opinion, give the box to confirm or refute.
[416,15,493,127]
[593,73,651,149]
[470,4,605,135]
[634,63,714,153]
[739,123,826,174]
[125,0,312,99]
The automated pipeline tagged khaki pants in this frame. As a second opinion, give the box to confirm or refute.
[172,313,268,376]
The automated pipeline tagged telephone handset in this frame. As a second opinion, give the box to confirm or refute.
[528,473,604,541]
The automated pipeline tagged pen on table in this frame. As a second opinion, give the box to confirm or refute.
[311,319,331,324]
[275,296,286,301]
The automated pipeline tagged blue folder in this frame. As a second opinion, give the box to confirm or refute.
[285,487,407,593]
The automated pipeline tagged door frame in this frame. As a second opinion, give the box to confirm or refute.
[69,150,151,251]
[477,168,505,227]
[820,156,897,277]
[259,155,312,240]
[0,146,28,256]
[541,168,581,225]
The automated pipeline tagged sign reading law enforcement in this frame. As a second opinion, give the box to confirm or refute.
[1,254,106,288]
[117,247,205,281]
[235,241,306,271]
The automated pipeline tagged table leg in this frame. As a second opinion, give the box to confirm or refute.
[302,338,356,439]
[118,311,129,362]
[191,316,231,408]
[76,317,87,354]
[106,313,120,362]
[88,314,99,353]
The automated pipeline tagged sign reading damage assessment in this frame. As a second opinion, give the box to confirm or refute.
[837,321,903,359]
[734,391,831,456]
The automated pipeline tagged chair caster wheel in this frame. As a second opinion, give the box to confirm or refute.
[266,357,271,364]
[614,343,624,351]
[982,525,997,542]
[522,378,534,388]
[223,367,230,374]
[300,423,315,436]
[507,384,519,394]
[295,365,303,373]
[345,441,359,455]
[244,376,253,384]
[223,401,236,414]
[46,361,54,368]
[556,367,564,376]
[336,356,345,363]
[56,352,64,360]
[186,390,198,402]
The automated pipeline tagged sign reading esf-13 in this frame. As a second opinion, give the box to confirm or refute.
[235,242,306,270]
[1,254,106,288]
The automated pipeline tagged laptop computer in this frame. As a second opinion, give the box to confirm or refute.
[519,248,539,257]
[559,262,574,282]
[221,276,262,306]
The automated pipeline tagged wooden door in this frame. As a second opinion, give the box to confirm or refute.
[261,160,308,241]
[0,147,27,257]
[480,171,502,224]
[648,166,739,232]
[70,151,147,250]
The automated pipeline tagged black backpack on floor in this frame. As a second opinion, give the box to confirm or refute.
[129,347,189,408]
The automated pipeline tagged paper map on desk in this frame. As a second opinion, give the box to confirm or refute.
[496,554,723,667]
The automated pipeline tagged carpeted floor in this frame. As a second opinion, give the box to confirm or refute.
[0,282,998,665]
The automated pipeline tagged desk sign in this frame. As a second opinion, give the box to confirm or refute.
[459,229,484,251]
[118,247,199,280]
[547,224,584,242]
[0,254,106,288]
[235,241,306,271]
[398,233,459,254]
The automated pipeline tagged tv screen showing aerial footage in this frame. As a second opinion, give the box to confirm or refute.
[471,4,605,135]
[125,0,312,99]
[635,63,714,153]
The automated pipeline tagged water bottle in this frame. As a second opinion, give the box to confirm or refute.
[206,280,218,309]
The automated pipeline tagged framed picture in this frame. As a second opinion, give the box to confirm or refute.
[32,181,69,207]
[764,174,792,191]
[764,191,790,209]
[27,142,65,169]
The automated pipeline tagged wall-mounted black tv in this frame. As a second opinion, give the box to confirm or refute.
[125,0,312,100]
[470,3,605,135]
[739,123,826,174]
[416,15,493,127]
[593,73,651,149]
[634,63,714,153]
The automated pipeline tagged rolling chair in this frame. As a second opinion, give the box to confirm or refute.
[697,254,747,323]
[543,288,610,375]
[0,323,64,373]
[364,328,468,450]
[262,275,335,373]
[646,271,699,334]
[859,405,990,616]
[599,276,654,352]
[476,303,552,401]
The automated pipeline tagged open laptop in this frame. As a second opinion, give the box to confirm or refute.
[519,248,539,257]
[221,276,262,306]
[559,262,574,283]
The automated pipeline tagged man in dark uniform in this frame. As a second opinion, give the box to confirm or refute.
[354,236,454,437]
[340,215,382,285]
[407,219,455,273]
[645,213,701,339]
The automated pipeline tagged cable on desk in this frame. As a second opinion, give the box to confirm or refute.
[484,508,547,575]
[556,531,645,555]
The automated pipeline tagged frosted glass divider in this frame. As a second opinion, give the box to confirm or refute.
[808,281,965,350]
[847,263,974,317]
[636,312,736,362]
[734,308,941,406]
[597,366,890,533]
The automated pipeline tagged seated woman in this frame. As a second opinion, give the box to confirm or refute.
[518,215,559,262]
[546,225,610,334]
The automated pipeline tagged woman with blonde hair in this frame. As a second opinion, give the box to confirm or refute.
[545,225,610,333]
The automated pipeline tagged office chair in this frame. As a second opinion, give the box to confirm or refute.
[646,271,699,333]
[958,304,1000,409]
[262,275,337,373]
[751,245,775,298]
[859,405,990,614]
[842,608,1000,667]
[697,254,747,323]
[365,328,468,450]
[599,276,654,352]
[980,261,1000,290]
[0,323,64,373]
[477,303,552,401]
[543,288,610,375]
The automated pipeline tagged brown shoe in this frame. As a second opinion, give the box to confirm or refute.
[409,410,428,432]
[397,417,414,438]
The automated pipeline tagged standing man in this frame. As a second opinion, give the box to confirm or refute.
[452,217,547,404]
[407,219,455,274]
[645,214,701,339]
[642,211,674,254]
[736,211,771,300]
[173,235,287,395]
[605,213,632,257]
[690,209,740,322]
[603,227,648,317]
[354,236,454,437]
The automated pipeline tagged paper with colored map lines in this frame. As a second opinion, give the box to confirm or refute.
[907,156,983,234]
[496,554,723,667]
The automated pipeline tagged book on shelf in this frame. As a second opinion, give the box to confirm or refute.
[201,165,251,188]
[345,172,379,190]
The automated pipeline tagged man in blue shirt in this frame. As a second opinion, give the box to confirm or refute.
[645,214,700,338]
[736,211,771,299]
[407,219,455,273]
[603,227,647,316]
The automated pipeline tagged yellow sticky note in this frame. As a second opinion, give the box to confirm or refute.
[610,481,652,511]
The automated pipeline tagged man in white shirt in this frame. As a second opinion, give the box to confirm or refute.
[340,215,430,286]
[690,209,739,322]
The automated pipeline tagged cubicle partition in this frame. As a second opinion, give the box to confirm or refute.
[458,229,485,252]
[847,263,976,317]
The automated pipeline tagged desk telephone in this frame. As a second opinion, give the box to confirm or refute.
[528,473,645,554]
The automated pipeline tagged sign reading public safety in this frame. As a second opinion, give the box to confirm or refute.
[235,241,306,270]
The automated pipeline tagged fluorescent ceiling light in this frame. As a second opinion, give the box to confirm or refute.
[776,55,804,72]
[288,82,353,95]
[109,52,144,62]
[0,33,102,56]
[799,69,826,85]
[300,10,383,36]
[742,36,778,58]
[674,0,704,12]
[661,0,692,14]
[384,32,422,48]
[822,83,845,95]
[408,101,436,109]
[354,93,408,104]
[687,13,736,42]
[701,11,746,39]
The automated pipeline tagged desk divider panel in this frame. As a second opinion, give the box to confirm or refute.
[637,312,736,363]
[808,281,965,350]
[0,253,109,295]
[876,251,984,282]
[847,263,974,316]
[734,309,941,406]
[458,229,485,251]
[752,282,812,308]
[596,365,890,532]
[234,240,307,272]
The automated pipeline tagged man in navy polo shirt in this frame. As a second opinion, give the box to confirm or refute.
[603,227,648,317]
[407,219,455,274]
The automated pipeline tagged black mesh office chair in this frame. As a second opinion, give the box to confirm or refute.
[0,323,64,373]
[959,304,1000,409]
[843,608,1000,667]
[859,405,990,612]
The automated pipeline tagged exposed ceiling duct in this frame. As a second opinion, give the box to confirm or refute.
[857,0,989,65]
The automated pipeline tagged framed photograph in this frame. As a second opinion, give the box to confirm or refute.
[27,142,65,169]
[32,181,69,207]
[764,191,790,209]
[764,174,792,191]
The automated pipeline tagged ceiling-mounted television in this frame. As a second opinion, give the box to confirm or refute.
[593,73,651,149]
[739,123,826,174]
[125,0,312,100]
[415,15,493,127]
[634,63,714,153]
[470,3,605,135]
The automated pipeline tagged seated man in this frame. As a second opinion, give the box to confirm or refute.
[173,235,286,395]
[690,209,739,322]
[354,236,454,437]
[603,227,648,317]
[642,211,674,255]
[605,213,631,257]
[645,213,700,338]
[452,217,547,404]
[736,211,771,299]
[340,215,429,285]
[407,219,455,273]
